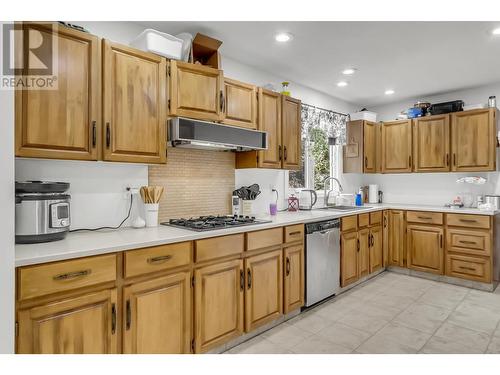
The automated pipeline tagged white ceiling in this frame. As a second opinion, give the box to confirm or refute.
[138,21,500,107]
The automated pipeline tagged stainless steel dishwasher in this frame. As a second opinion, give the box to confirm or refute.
[305,218,340,307]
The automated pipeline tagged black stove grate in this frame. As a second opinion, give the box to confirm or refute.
[161,215,271,231]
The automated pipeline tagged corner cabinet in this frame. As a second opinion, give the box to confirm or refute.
[169,60,224,122]
[102,40,167,163]
[451,108,496,172]
[15,23,100,161]
[413,114,450,172]
[381,120,413,173]
[222,77,257,129]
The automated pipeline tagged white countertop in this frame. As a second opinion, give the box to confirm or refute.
[15,203,499,267]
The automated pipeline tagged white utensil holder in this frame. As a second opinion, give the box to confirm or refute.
[144,203,159,227]
[241,200,254,216]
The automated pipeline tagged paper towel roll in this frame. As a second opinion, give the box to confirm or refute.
[368,184,379,204]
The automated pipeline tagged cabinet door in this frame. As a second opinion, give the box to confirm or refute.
[358,228,370,278]
[383,210,389,267]
[363,121,377,173]
[413,115,450,172]
[194,259,244,353]
[451,109,496,172]
[123,271,191,354]
[169,60,223,122]
[370,226,383,273]
[15,23,100,160]
[381,120,412,173]
[222,78,257,129]
[341,231,359,287]
[245,249,283,332]
[102,40,167,163]
[258,88,282,168]
[388,210,405,267]
[283,245,304,313]
[407,225,444,275]
[282,96,302,170]
[18,289,117,354]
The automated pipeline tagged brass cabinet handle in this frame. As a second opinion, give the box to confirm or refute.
[286,257,291,276]
[126,300,131,331]
[417,216,433,220]
[365,156,368,169]
[446,153,450,166]
[408,155,412,168]
[111,303,116,335]
[284,146,287,161]
[92,121,97,147]
[453,153,457,166]
[240,269,244,291]
[439,233,443,248]
[278,145,283,161]
[106,122,111,148]
[220,90,225,113]
[357,239,360,252]
[289,231,302,236]
[53,269,91,281]
[459,219,477,223]
[247,269,252,289]
[458,266,476,271]
[459,240,476,245]
[383,216,387,228]
[147,255,172,264]
[371,234,374,247]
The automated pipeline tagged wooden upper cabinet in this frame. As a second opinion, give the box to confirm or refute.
[257,88,282,168]
[340,231,358,287]
[17,289,118,354]
[123,272,191,354]
[343,120,378,173]
[407,225,444,275]
[283,245,304,313]
[194,259,244,353]
[102,40,166,163]
[15,23,100,160]
[169,60,223,122]
[451,108,496,172]
[222,77,257,129]
[281,95,302,170]
[381,120,413,173]
[413,114,450,172]
[245,249,283,332]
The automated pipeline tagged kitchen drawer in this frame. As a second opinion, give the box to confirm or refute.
[446,214,490,229]
[195,234,244,262]
[18,254,117,300]
[446,228,491,257]
[124,241,192,278]
[284,224,304,244]
[246,228,283,251]
[406,211,443,225]
[370,211,382,225]
[341,216,357,232]
[445,254,491,283]
[358,213,369,228]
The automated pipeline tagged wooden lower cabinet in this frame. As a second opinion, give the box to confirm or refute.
[283,245,304,313]
[341,231,359,287]
[358,229,370,278]
[370,225,383,273]
[194,259,244,353]
[245,249,283,332]
[18,289,118,354]
[123,271,191,354]
[388,210,406,267]
[445,254,491,283]
[407,225,444,275]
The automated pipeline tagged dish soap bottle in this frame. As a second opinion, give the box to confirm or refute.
[355,187,363,206]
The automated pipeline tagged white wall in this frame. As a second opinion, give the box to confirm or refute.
[0,23,15,353]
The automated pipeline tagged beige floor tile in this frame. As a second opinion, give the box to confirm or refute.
[356,334,417,354]
[486,337,500,354]
[288,311,335,334]
[393,302,451,334]
[370,322,432,351]
[418,284,469,310]
[465,290,500,312]
[420,336,483,354]
[369,291,415,310]
[314,299,357,321]
[261,323,312,349]
[337,309,390,334]
[290,335,352,354]
[316,322,372,350]
[227,337,293,354]
[448,300,500,334]
[433,321,491,352]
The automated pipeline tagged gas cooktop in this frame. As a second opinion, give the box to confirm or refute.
[161,215,271,232]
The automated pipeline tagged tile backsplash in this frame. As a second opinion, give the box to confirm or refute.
[149,148,235,221]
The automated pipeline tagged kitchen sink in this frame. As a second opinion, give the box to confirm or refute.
[316,205,372,211]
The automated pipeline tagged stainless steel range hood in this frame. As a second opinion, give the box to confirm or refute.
[168,117,267,151]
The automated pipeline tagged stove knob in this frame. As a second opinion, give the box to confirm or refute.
[245,216,250,219]
[239,215,244,218]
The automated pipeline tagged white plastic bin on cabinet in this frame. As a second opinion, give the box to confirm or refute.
[130,29,183,60]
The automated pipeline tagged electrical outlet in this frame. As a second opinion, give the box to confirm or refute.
[123,186,139,200]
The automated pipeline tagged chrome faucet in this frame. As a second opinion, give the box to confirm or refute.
[323,176,344,207]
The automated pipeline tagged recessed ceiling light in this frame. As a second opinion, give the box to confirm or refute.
[337,81,348,87]
[342,68,357,75]
[492,28,500,35]
[275,32,293,42]
[385,89,395,95]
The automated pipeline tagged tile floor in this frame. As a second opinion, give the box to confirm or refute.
[226,272,500,354]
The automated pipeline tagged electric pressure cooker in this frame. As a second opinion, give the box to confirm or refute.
[15,181,71,244]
